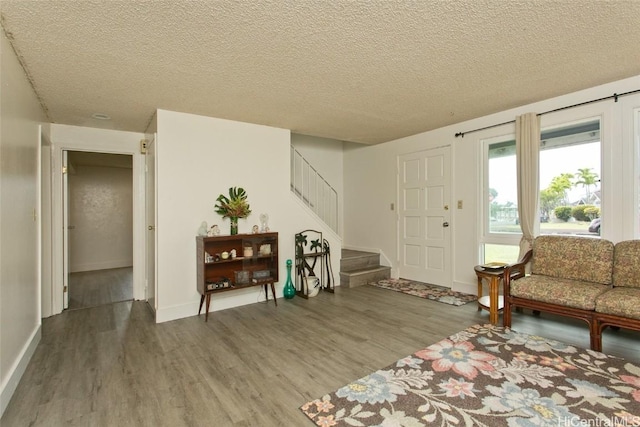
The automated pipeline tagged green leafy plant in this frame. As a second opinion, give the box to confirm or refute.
[584,206,600,220]
[214,187,251,219]
[554,206,572,222]
[572,204,598,222]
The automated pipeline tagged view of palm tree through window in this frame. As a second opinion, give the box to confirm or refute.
[485,119,601,263]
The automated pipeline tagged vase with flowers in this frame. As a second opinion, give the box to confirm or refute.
[214,187,252,235]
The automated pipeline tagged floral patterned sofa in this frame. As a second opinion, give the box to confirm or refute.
[503,235,640,352]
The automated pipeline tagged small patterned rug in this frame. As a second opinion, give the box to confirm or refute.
[370,278,477,306]
[300,324,640,426]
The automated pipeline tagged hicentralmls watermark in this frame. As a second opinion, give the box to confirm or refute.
[557,415,640,427]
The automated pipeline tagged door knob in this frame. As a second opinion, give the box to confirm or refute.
[443,222,449,227]
[148,225,155,230]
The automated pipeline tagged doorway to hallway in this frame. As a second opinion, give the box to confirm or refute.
[68,267,133,310]
[65,151,134,310]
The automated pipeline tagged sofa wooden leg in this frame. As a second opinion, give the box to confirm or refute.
[503,302,512,327]
[590,320,602,352]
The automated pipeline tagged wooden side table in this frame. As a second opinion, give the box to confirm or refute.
[474,265,506,325]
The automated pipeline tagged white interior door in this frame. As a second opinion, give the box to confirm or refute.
[399,146,451,286]
[62,150,70,308]
[145,135,157,312]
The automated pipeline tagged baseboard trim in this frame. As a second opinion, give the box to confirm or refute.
[71,260,133,273]
[155,286,282,323]
[0,324,41,417]
[155,301,201,323]
[452,280,476,296]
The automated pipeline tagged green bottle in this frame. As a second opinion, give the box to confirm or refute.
[283,259,295,299]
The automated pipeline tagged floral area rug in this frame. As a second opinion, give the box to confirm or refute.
[300,324,640,426]
[370,278,477,306]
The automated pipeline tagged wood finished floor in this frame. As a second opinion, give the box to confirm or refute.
[69,267,133,310]
[2,284,639,426]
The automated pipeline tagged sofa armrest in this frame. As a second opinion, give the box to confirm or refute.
[503,249,533,296]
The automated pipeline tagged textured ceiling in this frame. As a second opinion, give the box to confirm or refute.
[1,1,640,145]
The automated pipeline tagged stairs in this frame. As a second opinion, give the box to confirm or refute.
[340,249,391,288]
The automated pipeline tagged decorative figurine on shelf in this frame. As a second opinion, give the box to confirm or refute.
[197,221,208,236]
[208,224,220,237]
[214,187,252,235]
[243,245,254,257]
[260,213,269,232]
[252,224,259,234]
[283,259,295,299]
[259,244,271,255]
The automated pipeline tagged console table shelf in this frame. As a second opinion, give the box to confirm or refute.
[196,232,279,321]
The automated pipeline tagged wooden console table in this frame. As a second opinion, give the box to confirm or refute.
[196,232,278,321]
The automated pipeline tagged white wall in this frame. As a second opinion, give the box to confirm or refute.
[344,75,640,295]
[155,110,341,323]
[69,163,133,272]
[0,30,46,416]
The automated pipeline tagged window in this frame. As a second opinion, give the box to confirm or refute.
[482,118,602,263]
[483,134,519,264]
[483,243,520,264]
[539,119,601,236]
[487,137,518,234]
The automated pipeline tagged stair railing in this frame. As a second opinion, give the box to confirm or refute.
[290,146,339,233]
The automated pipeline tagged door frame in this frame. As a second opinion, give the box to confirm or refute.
[48,125,146,315]
[62,150,69,309]
[144,133,157,313]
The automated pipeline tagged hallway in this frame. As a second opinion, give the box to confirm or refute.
[68,267,133,310]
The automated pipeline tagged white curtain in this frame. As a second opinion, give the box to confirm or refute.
[516,112,540,259]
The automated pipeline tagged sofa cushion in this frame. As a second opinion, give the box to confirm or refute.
[613,240,640,289]
[531,236,614,285]
[511,275,610,310]
[595,287,640,320]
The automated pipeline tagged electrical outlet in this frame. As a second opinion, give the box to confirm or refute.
[457,200,463,209]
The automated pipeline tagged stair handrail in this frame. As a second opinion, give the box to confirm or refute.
[290,146,339,233]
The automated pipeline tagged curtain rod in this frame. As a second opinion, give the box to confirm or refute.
[454,88,640,138]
